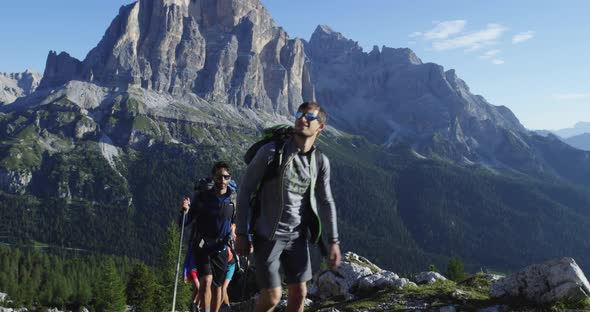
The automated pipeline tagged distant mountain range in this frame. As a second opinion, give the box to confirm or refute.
[552,122,590,138]
[2,0,590,273]
[535,122,590,150]
[565,133,590,151]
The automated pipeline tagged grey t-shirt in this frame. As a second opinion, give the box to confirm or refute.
[236,136,339,244]
[274,143,312,239]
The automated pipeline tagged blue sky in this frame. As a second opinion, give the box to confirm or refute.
[1,0,588,130]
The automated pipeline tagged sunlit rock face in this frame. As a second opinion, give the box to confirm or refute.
[0,70,42,104]
[40,0,314,115]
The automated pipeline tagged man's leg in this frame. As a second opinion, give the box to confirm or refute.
[286,283,306,312]
[190,271,201,310]
[221,278,230,305]
[253,237,287,312]
[255,287,282,312]
[211,285,223,312]
[209,249,229,312]
[281,237,312,312]
[199,274,213,312]
[221,260,236,306]
[195,248,215,312]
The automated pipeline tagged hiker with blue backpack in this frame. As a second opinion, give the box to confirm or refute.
[181,161,237,312]
[235,102,342,312]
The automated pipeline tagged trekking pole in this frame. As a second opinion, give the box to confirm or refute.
[172,212,187,312]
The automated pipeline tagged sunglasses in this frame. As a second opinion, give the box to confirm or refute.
[295,111,319,121]
[215,174,231,181]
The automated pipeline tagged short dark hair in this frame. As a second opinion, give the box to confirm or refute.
[298,102,328,124]
[211,161,231,176]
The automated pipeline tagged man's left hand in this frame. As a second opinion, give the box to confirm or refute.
[328,243,341,271]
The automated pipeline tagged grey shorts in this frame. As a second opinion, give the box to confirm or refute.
[253,235,312,289]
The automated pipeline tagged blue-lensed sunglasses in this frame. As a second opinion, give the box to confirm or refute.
[295,111,319,121]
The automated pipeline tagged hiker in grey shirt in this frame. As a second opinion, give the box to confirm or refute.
[236,102,341,312]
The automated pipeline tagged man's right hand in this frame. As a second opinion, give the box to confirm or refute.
[181,197,190,213]
[235,234,252,257]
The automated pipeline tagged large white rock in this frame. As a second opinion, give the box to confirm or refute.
[355,270,414,292]
[415,271,448,284]
[490,257,590,304]
[482,274,504,283]
[310,252,414,300]
[310,252,377,300]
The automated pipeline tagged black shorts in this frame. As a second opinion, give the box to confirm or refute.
[193,247,228,288]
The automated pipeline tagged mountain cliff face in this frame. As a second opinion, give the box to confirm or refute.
[40,0,313,115]
[0,70,42,104]
[306,25,526,166]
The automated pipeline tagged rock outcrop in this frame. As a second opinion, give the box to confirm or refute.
[0,168,33,195]
[415,271,448,285]
[355,270,414,293]
[490,257,590,304]
[308,252,414,300]
[0,70,42,104]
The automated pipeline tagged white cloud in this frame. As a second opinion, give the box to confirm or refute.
[479,49,501,59]
[492,59,505,65]
[552,93,590,101]
[512,31,535,44]
[409,31,423,38]
[423,20,466,40]
[431,23,508,51]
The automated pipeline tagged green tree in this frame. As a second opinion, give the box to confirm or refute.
[154,221,191,312]
[95,259,126,312]
[126,263,157,312]
[428,264,438,272]
[446,256,467,282]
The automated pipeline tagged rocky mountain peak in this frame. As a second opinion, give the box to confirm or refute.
[0,70,43,105]
[308,24,363,60]
[28,0,541,168]
[316,24,335,34]
[38,0,312,114]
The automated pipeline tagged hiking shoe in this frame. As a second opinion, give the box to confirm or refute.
[219,304,231,312]
[190,302,200,312]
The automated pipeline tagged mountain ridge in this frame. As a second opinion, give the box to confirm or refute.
[565,132,590,151]
[30,0,572,177]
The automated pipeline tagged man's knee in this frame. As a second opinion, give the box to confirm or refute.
[200,274,213,287]
[259,287,282,306]
[287,283,306,302]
